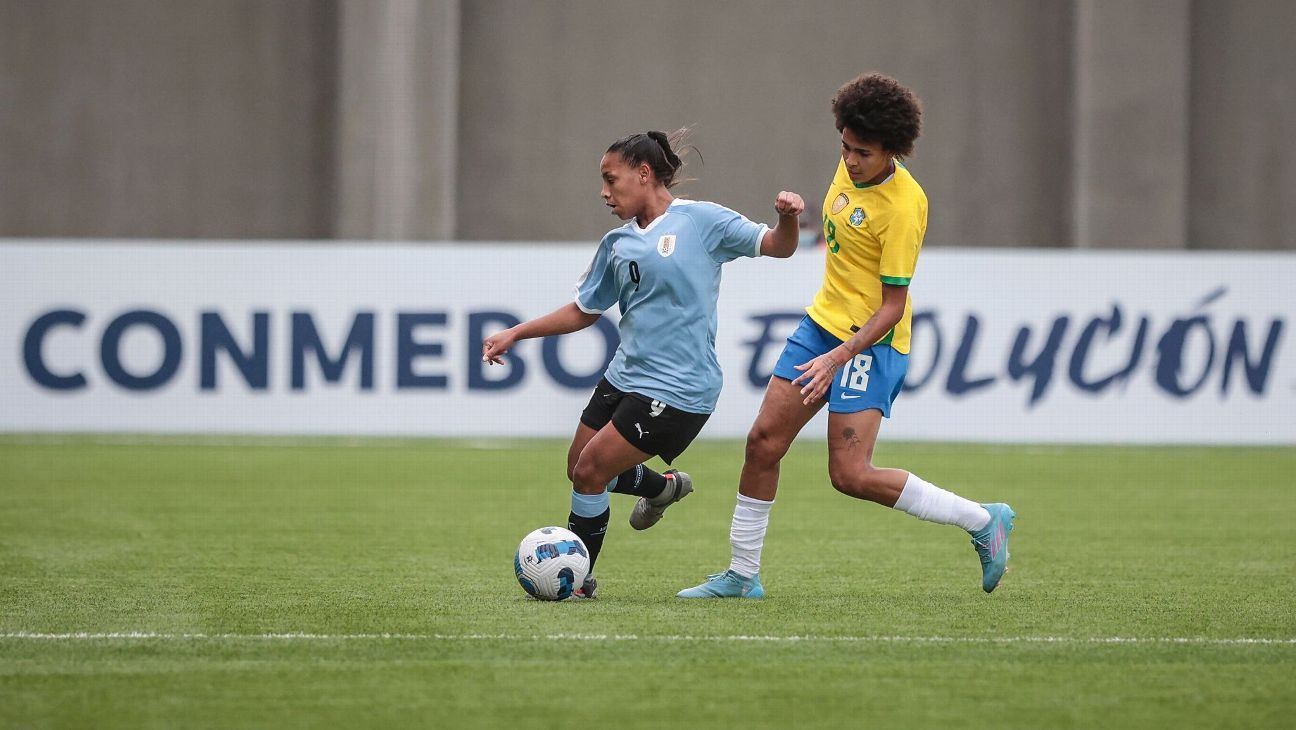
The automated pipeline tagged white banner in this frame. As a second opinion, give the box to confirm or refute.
[2,242,1292,444]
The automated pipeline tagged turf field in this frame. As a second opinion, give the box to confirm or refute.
[1,436,1293,728]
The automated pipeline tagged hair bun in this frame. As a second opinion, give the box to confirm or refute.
[605,128,694,189]
[647,131,681,169]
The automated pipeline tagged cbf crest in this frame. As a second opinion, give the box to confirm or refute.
[849,207,866,226]
[657,234,676,257]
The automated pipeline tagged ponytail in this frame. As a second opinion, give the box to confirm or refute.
[606,127,699,189]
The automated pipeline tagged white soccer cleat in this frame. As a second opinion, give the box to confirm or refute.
[628,469,693,530]
[572,574,597,599]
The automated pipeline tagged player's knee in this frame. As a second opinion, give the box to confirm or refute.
[745,425,789,467]
[827,467,852,496]
[829,465,886,500]
[570,457,608,494]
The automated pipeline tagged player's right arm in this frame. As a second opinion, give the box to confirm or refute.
[482,303,600,365]
[485,235,615,365]
[759,191,806,258]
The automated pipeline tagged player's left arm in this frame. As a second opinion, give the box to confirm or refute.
[839,283,907,356]
[793,201,922,404]
[758,191,806,258]
[791,284,906,404]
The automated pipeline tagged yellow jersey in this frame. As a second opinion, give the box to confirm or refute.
[806,158,928,354]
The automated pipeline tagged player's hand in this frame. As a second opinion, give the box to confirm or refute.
[774,191,804,217]
[791,347,848,405]
[481,328,518,365]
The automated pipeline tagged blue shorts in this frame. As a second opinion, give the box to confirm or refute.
[771,315,908,416]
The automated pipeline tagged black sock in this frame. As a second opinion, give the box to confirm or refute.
[610,464,670,500]
[568,509,610,573]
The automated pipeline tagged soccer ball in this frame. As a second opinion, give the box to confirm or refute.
[514,526,590,601]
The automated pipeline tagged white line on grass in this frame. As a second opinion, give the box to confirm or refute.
[2,632,1293,646]
[0,435,436,449]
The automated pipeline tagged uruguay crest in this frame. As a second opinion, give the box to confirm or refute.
[849,207,866,226]
[657,234,676,257]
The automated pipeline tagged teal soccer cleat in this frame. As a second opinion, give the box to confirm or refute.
[676,570,764,599]
[970,503,1016,593]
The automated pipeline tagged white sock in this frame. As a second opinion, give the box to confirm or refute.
[893,472,990,532]
[728,494,773,578]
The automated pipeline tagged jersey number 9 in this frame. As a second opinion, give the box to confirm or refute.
[628,261,641,291]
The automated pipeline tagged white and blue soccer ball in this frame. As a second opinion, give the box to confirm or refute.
[514,526,590,601]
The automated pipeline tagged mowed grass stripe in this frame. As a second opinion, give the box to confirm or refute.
[3,631,1295,645]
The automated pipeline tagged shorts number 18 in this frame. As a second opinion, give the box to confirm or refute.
[838,354,872,392]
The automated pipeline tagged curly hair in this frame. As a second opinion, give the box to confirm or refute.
[831,73,922,158]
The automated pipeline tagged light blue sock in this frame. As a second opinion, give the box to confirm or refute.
[570,489,610,518]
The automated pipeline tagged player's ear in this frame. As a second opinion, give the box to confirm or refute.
[638,163,652,184]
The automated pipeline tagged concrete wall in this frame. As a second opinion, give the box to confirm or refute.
[1,0,1293,249]
[1072,0,1189,249]
[334,0,459,240]
[457,0,1074,247]
[0,0,337,238]
[1189,0,1296,250]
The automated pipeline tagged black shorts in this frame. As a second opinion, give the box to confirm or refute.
[579,378,710,465]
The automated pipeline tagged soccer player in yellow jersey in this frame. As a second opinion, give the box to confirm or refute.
[680,73,1016,599]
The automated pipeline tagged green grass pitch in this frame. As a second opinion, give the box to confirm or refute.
[2,435,1293,728]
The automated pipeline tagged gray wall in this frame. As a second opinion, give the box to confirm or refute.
[457,0,1075,248]
[1,0,1293,249]
[1189,0,1296,250]
[0,0,337,238]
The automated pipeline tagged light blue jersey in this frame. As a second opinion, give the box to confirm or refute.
[575,198,767,413]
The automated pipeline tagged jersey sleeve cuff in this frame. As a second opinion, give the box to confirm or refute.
[573,292,604,315]
[880,275,912,285]
[751,224,769,258]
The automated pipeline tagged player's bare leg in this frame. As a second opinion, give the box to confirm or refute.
[825,408,907,505]
[570,421,686,532]
[566,422,599,484]
[739,375,826,502]
[826,408,1014,592]
[679,376,821,598]
[571,422,653,495]
[566,423,653,598]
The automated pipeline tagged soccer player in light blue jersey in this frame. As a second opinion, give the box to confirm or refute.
[482,130,805,598]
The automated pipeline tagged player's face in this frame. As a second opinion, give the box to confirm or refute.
[840,128,892,185]
[600,153,649,220]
